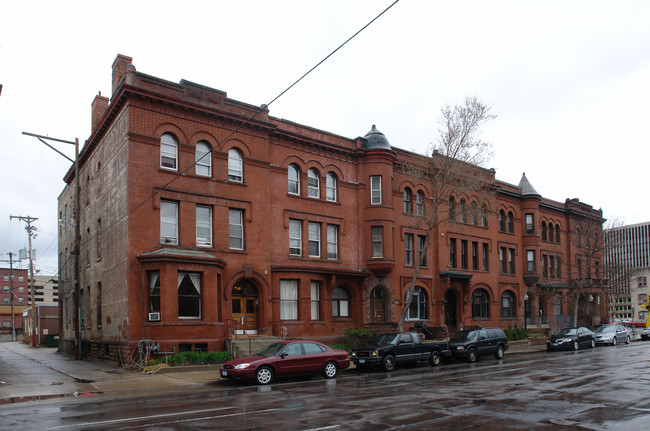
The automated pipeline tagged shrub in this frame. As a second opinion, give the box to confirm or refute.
[504,324,528,341]
[147,350,232,367]
[330,343,351,352]
[343,327,374,349]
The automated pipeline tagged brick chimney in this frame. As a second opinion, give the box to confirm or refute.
[112,54,133,95]
[91,92,109,132]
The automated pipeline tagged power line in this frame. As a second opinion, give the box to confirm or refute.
[76,0,401,252]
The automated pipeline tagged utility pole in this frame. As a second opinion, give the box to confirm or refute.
[23,132,81,359]
[1,252,18,342]
[9,215,38,347]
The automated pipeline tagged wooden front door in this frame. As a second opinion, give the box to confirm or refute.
[232,281,258,334]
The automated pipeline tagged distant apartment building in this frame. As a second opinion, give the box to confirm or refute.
[605,221,650,323]
[0,268,29,334]
[31,275,59,304]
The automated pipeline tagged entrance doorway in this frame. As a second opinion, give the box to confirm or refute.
[232,280,258,335]
[444,290,457,326]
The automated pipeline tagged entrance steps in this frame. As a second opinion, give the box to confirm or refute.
[226,336,283,358]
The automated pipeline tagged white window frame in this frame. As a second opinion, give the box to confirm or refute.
[308,168,320,198]
[195,141,211,177]
[372,226,383,257]
[405,233,414,265]
[160,200,178,245]
[196,205,212,247]
[416,191,424,216]
[228,148,243,182]
[280,279,298,320]
[288,164,300,195]
[289,219,302,256]
[327,224,338,260]
[370,176,382,204]
[160,133,178,170]
[229,209,244,250]
[309,222,321,258]
[326,173,337,202]
[332,287,349,317]
[178,272,201,319]
[311,281,320,321]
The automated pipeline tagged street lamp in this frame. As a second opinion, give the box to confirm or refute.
[22,131,81,360]
[524,292,529,332]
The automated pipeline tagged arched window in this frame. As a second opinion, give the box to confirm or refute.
[370,286,388,322]
[288,164,300,195]
[160,133,178,170]
[405,286,428,320]
[326,172,337,202]
[555,225,561,243]
[195,141,211,176]
[416,191,424,216]
[449,197,456,220]
[403,188,412,214]
[471,201,478,225]
[541,222,547,241]
[507,212,514,233]
[499,210,506,232]
[308,168,320,198]
[332,287,349,317]
[548,223,554,242]
[481,204,488,227]
[472,288,490,319]
[228,148,243,182]
[501,291,516,318]
[460,199,467,223]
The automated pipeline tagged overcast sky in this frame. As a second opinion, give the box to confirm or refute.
[2,0,649,276]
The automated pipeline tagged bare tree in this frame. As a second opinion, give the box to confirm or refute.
[538,215,610,328]
[397,96,496,332]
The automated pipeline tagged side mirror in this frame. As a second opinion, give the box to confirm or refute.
[280,352,288,358]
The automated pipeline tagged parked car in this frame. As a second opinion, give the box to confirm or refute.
[594,324,630,345]
[547,327,595,351]
[448,327,509,363]
[641,327,650,341]
[219,340,350,385]
[350,332,450,371]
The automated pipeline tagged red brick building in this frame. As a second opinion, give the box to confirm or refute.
[0,268,29,335]
[57,55,607,359]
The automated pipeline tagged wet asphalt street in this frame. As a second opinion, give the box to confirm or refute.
[2,342,650,430]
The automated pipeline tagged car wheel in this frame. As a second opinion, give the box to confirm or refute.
[494,345,505,360]
[626,336,631,345]
[573,340,579,351]
[322,361,338,379]
[429,351,441,367]
[467,348,478,363]
[382,355,396,372]
[590,339,595,349]
[255,366,274,385]
[612,337,617,346]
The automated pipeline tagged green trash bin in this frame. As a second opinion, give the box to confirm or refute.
[46,334,59,347]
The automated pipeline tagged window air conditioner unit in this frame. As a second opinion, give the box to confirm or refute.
[148,312,161,322]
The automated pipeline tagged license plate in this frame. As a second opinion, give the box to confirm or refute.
[359,359,365,364]
[221,370,227,377]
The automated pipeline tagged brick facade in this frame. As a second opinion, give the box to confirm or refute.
[57,55,607,360]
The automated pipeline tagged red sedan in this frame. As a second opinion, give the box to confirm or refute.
[220,340,350,385]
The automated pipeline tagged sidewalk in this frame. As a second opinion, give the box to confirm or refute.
[0,340,546,403]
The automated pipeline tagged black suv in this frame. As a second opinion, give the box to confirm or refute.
[449,327,509,363]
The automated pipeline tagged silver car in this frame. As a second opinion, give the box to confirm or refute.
[594,324,630,345]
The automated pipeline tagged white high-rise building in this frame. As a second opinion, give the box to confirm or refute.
[605,222,650,323]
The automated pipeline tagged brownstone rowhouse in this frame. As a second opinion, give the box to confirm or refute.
[57,55,607,360]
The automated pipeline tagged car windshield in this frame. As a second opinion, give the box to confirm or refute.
[255,343,286,357]
[373,333,400,346]
[451,330,479,342]
[595,326,615,333]
[554,328,577,336]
